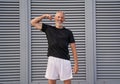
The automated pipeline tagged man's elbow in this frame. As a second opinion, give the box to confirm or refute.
[31,20,35,26]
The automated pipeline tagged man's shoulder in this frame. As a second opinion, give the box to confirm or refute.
[64,27,72,33]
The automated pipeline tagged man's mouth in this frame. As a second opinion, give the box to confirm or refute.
[57,21,63,23]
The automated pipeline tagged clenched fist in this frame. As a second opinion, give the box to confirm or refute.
[43,14,53,20]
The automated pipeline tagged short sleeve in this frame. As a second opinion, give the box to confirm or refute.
[41,23,50,32]
[69,31,75,43]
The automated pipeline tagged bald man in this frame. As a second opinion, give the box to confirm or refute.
[31,11,78,84]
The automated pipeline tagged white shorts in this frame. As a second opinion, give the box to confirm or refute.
[45,56,73,81]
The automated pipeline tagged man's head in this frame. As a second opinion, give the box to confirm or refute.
[54,11,65,28]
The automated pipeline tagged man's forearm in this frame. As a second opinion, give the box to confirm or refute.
[70,43,78,64]
[31,15,45,26]
[73,49,78,65]
[70,43,79,73]
[31,14,52,30]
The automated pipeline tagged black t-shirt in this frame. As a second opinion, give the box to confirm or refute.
[41,23,75,60]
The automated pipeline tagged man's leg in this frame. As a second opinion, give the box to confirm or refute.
[48,79,56,84]
[64,79,71,84]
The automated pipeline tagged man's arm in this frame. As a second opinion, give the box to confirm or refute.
[70,43,79,74]
[31,14,52,30]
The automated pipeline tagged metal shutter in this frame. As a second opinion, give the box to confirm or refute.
[96,0,120,82]
[0,0,20,84]
[31,0,86,83]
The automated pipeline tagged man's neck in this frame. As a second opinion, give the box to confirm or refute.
[56,24,63,29]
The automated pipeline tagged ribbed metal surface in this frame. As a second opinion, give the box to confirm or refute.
[96,0,120,79]
[0,0,20,84]
[31,0,86,82]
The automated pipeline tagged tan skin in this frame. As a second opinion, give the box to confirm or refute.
[31,11,78,84]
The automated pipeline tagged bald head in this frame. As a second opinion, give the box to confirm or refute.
[56,11,64,15]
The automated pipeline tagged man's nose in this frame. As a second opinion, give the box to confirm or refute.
[59,17,62,20]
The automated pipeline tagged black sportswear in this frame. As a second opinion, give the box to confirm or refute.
[41,23,75,60]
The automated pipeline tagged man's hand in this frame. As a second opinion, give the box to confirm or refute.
[43,14,53,20]
[73,63,79,74]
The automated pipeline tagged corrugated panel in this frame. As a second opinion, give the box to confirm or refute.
[31,0,86,82]
[0,0,20,84]
[96,0,120,79]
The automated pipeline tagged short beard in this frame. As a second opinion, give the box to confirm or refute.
[56,23,63,27]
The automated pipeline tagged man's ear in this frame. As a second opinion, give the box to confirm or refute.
[63,18,65,22]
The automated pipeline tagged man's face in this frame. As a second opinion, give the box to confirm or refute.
[54,12,65,27]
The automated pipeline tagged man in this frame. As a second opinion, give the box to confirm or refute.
[31,11,78,84]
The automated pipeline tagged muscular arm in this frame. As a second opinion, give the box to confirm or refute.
[70,43,79,74]
[31,14,52,30]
